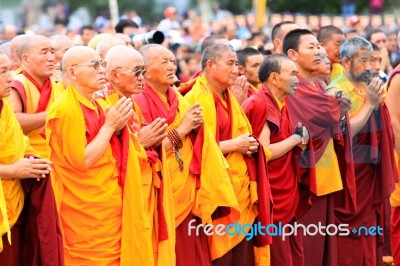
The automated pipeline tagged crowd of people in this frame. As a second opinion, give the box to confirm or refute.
[1,5,400,266]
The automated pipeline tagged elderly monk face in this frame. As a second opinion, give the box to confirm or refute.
[145,47,177,86]
[107,47,146,95]
[22,36,55,79]
[278,59,299,95]
[210,48,239,88]
[0,54,13,99]
[349,48,373,83]
[67,47,107,92]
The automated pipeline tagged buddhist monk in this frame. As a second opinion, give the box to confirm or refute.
[0,52,62,265]
[327,36,397,265]
[237,47,264,97]
[284,29,356,266]
[45,46,151,265]
[242,54,310,266]
[387,35,400,265]
[8,35,63,159]
[101,45,175,266]
[317,25,345,81]
[134,44,240,266]
[185,43,273,266]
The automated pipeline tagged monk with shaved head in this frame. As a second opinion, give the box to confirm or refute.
[45,46,151,265]
[96,36,125,59]
[9,34,26,75]
[8,35,63,160]
[100,45,175,265]
[134,44,240,266]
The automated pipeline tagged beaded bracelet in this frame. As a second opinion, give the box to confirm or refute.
[167,128,183,149]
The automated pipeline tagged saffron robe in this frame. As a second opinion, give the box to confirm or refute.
[12,70,63,158]
[134,83,241,258]
[186,75,273,260]
[46,85,151,265]
[97,86,176,266]
[0,98,64,265]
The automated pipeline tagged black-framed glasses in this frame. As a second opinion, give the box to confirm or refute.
[116,67,147,77]
[72,60,107,71]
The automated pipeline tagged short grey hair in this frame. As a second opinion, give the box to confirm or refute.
[340,36,372,62]
[201,43,234,70]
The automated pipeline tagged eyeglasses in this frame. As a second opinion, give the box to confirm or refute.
[116,67,147,77]
[72,60,107,71]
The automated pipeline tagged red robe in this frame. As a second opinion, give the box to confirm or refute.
[242,84,300,225]
[286,76,356,266]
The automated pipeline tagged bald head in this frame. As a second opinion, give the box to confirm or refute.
[200,34,230,54]
[62,46,105,94]
[105,45,145,96]
[96,36,126,59]
[139,44,173,65]
[10,34,26,70]
[62,46,97,71]
[105,45,142,71]
[50,34,73,63]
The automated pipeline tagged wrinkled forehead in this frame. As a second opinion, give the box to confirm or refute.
[0,54,11,67]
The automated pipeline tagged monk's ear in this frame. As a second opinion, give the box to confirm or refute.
[287,49,298,62]
[238,65,245,75]
[110,68,119,82]
[21,54,29,65]
[270,72,279,85]
[273,38,281,52]
[207,59,215,70]
[342,57,350,70]
[67,67,77,80]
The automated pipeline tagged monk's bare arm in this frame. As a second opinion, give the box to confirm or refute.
[387,75,400,155]
[0,157,51,179]
[259,123,301,160]
[8,89,46,135]
[219,133,259,155]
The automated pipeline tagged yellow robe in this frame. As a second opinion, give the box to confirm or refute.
[98,91,176,266]
[0,99,34,252]
[46,86,151,265]
[13,73,63,159]
[135,86,240,229]
[185,74,259,260]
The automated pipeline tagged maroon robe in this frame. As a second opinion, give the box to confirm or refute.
[286,76,356,266]
[242,84,304,266]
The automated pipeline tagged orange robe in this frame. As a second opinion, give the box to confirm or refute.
[0,98,64,265]
[46,85,151,265]
[0,98,26,252]
[12,70,63,158]
[97,86,176,266]
[134,83,240,265]
[186,75,273,262]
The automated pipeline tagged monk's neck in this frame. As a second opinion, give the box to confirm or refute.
[146,81,169,96]
[297,68,315,85]
[74,85,95,101]
[204,73,227,98]
[24,69,48,87]
[110,82,130,98]
[268,84,286,102]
